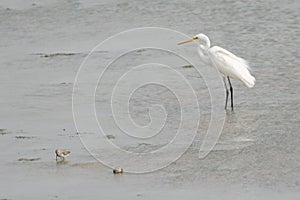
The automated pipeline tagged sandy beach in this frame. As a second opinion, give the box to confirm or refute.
[0,0,299,199]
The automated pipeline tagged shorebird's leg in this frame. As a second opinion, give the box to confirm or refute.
[227,77,234,110]
[223,76,229,110]
[56,155,58,161]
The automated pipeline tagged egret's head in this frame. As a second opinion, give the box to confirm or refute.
[193,33,209,41]
[178,33,210,46]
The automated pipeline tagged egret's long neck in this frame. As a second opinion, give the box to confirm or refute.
[197,35,211,65]
[197,45,210,65]
[203,36,211,49]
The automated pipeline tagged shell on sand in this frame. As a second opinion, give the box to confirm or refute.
[113,167,123,174]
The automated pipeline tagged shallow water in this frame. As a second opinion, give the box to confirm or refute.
[0,0,299,199]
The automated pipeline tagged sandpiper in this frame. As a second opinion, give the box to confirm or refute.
[55,149,71,161]
[113,167,123,174]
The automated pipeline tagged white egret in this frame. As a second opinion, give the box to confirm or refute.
[178,33,255,110]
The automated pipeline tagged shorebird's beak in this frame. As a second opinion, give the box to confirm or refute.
[177,37,197,45]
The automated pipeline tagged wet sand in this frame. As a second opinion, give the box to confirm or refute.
[0,0,299,199]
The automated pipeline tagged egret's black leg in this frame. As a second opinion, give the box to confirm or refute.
[56,155,57,161]
[225,89,229,110]
[223,77,229,110]
[227,77,234,110]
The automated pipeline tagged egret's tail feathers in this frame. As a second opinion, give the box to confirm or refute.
[234,58,255,88]
[241,74,255,88]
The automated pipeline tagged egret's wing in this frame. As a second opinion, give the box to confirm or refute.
[209,46,255,88]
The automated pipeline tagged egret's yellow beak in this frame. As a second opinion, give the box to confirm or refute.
[177,37,197,45]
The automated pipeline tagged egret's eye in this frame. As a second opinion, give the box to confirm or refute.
[193,37,198,40]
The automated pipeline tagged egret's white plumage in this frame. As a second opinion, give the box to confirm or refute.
[178,33,255,110]
[208,46,255,88]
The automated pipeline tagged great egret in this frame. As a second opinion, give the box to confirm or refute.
[178,33,255,110]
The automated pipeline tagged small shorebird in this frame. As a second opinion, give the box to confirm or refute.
[55,149,71,161]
